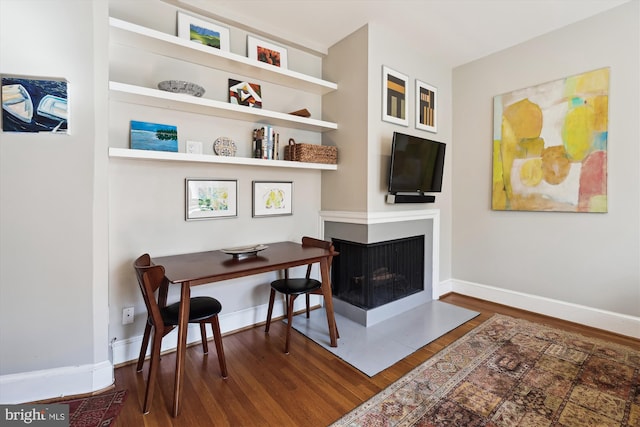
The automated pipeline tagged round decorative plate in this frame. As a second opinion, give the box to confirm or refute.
[220,244,268,258]
[157,80,205,97]
[213,137,237,156]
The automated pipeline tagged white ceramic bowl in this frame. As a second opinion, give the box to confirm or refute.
[157,80,205,97]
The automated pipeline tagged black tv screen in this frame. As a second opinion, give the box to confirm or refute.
[388,132,446,194]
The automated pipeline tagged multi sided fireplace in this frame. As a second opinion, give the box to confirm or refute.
[331,235,425,310]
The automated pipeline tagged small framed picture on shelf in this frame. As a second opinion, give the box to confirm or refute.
[382,66,408,126]
[252,181,293,217]
[130,120,178,152]
[177,11,230,51]
[416,79,437,133]
[185,178,238,220]
[247,35,288,68]
[228,79,262,108]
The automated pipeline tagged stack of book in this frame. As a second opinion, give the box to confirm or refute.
[252,125,279,160]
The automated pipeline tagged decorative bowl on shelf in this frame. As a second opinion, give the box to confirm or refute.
[213,137,237,157]
[157,80,205,97]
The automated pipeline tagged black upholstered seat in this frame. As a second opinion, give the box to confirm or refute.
[265,237,337,353]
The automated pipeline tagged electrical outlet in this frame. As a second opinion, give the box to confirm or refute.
[122,307,134,325]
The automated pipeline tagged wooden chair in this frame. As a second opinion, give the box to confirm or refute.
[133,254,227,414]
[265,237,337,353]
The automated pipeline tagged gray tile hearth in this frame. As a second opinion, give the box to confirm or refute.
[290,300,479,376]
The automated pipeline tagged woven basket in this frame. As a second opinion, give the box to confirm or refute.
[284,138,337,164]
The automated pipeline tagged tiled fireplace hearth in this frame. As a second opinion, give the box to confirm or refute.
[319,209,440,327]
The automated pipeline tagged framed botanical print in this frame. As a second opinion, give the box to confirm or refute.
[252,181,292,217]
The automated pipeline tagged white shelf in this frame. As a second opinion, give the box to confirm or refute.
[109,17,337,95]
[109,81,337,132]
[109,147,338,170]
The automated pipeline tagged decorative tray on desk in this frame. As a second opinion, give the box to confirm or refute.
[220,244,268,258]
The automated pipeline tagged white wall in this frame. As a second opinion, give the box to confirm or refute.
[0,0,112,402]
[452,3,639,320]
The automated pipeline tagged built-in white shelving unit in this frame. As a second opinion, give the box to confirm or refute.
[109,82,337,133]
[109,147,337,170]
[108,17,338,170]
[109,17,337,95]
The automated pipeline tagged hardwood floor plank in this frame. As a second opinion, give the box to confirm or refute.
[113,293,639,426]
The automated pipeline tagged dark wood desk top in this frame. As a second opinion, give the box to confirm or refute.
[153,241,337,286]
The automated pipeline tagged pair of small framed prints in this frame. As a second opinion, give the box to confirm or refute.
[382,66,437,133]
[185,179,293,220]
[177,12,288,69]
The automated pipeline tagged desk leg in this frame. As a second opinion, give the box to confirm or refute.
[319,257,338,347]
[173,282,191,417]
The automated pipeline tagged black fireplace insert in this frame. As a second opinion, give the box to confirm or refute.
[331,235,424,310]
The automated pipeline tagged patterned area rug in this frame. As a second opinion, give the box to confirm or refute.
[66,389,127,427]
[331,314,639,426]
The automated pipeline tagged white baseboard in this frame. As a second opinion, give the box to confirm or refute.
[0,360,113,404]
[0,298,301,405]
[111,297,304,366]
[5,281,635,405]
[439,279,640,339]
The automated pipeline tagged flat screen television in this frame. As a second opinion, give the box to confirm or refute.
[388,132,446,194]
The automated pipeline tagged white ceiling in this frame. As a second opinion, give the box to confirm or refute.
[178,0,629,67]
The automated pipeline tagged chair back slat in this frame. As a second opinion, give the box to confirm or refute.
[134,253,169,307]
[133,254,166,329]
[141,266,167,329]
[301,236,335,278]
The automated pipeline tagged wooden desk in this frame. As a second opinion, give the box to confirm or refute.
[152,241,339,417]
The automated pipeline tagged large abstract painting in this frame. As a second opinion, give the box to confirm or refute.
[492,68,609,212]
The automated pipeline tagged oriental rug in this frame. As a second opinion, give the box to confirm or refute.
[65,389,127,427]
[331,314,640,427]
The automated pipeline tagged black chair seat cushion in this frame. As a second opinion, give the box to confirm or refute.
[161,296,222,325]
[271,278,322,295]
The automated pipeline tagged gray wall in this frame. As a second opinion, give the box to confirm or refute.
[322,22,454,280]
[452,1,639,317]
[322,25,370,213]
[0,0,110,379]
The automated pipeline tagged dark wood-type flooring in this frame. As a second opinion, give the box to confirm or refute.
[113,293,639,426]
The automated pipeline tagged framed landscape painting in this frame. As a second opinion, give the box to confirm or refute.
[492,67,609,213]
[130,120,178,152]
[382,66,408,126]
[185,179,238,220]
[177,12,230,51]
